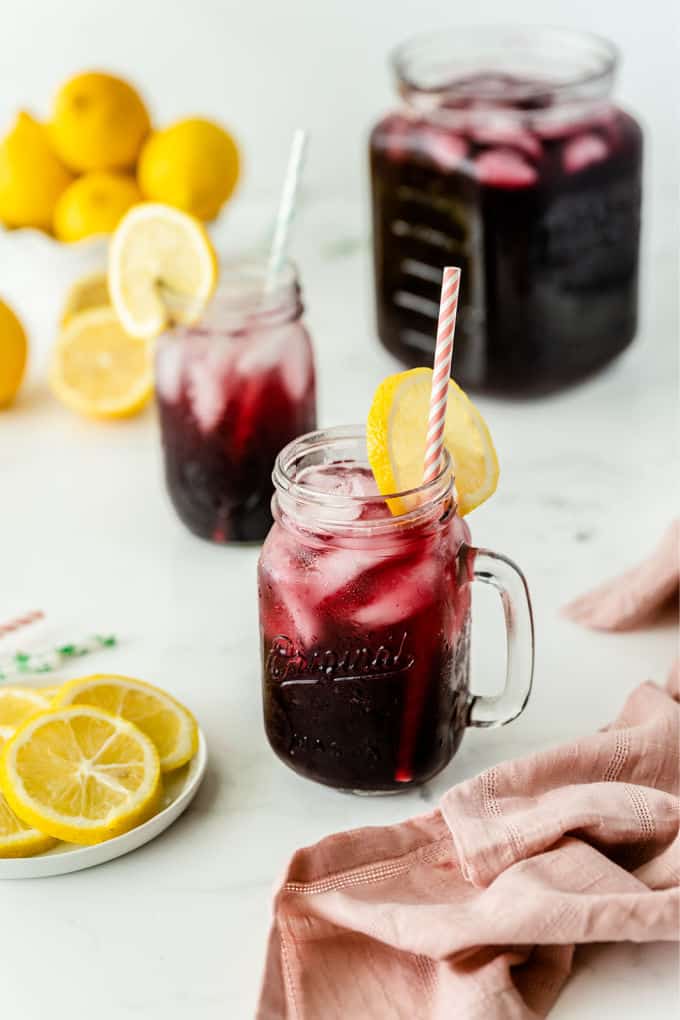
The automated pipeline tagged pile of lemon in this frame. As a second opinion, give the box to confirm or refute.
[0,674,199,857]
[0,70,239,241]
[0,69,232,413]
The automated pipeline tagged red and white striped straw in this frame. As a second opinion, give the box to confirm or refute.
[0,610,44,640]
[422,267,461,484]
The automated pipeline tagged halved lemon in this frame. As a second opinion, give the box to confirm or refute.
[50,307,153,419]
[367,367,499,516]
[53,674,198,772]
[60,270,110,327]
[0,705,161,845]
[108,202,217,340]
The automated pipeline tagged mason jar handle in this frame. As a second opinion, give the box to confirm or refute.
[464,546,535,728]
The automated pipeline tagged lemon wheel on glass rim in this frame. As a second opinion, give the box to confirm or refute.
[367,367,499,516]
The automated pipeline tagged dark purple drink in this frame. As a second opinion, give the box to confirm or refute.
[156,261,316,543]
[370,29,643,395]
[258,428,534,794]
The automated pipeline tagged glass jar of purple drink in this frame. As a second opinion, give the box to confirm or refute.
[155,259,317,543]
[370,28,643,395]
[259,427,534,793]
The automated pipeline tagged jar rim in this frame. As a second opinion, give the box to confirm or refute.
[273,425,455,533]
[391,26,618,107]
[188,255,300,335]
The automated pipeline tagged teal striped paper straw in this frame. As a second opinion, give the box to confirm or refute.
[265,128,308,292]
[0,634,117,682]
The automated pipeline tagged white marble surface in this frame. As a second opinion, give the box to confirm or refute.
[0,201,677,1018]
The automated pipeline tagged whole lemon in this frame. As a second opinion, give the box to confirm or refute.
[50,72,151,173]
[138,118,239,221]
[53,171,142,241]
[0,299,28,406]
[0,112,73,231]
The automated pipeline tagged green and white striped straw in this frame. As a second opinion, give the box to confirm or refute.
[0,634,117,683]
[265,128,309,293]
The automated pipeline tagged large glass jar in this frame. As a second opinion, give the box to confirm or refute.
[155,259,317,543]
[369,28,643,395]
[259,427,534,793]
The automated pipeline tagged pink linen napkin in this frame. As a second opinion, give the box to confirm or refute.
[257,666,680,1020]
[563,520,679,630]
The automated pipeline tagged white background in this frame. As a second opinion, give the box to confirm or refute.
[1,0,678,211]
[1,2,679,1019]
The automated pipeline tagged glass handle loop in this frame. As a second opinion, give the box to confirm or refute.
[465,545,535,728]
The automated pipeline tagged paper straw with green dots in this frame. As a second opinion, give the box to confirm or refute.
[0,634,117,682]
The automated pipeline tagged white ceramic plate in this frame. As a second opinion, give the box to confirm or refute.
[0,729,207,880]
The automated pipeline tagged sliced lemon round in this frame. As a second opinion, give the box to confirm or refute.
[0,686,52,731]
[367,367,499,516]
[0,705,161,845]
[53,674,198,772]
[0,688,60,858]
[35,685,63,701]
[50,307,153,419]
[108,202,217,340]
[0,793,57,858]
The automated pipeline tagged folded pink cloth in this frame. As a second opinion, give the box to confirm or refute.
[563,520,679,630]
[258,666,680,1020]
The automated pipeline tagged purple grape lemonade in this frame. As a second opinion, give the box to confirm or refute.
[259,424,534,794]
[370,29,643,394]
[156,261,316,543]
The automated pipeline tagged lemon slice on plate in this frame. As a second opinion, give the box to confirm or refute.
[0,705,161,845]
[0,791,57,859]
[50,307,153,419]
[108,202,217,340]
[0,690,59,858]
[53,675,198,773]
[367,367,499,516]
[0,686,52,730]
[34,685,63,701]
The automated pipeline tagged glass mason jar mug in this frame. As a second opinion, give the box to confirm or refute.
[155,259,317,544]
[370,27,643,395]
[259,427,534,793]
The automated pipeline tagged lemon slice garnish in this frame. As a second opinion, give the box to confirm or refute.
[108,202,217,340]
[367,367,499,516]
